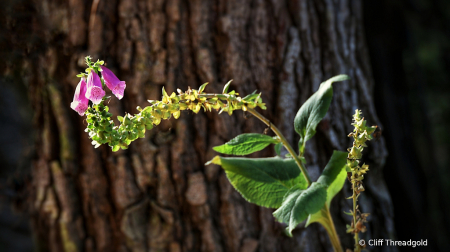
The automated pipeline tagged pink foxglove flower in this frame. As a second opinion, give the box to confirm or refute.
[70,78,89,116]
[100,66,126,100]
[85,71,105,104]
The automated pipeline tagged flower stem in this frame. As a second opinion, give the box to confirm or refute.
[247,108,312,186]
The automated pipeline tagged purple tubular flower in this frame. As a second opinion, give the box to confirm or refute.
[85,71,105,104]
[100,66,126,100]
[70,78,89,116]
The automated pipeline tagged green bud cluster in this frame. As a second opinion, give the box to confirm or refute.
[346,109,377,238]
[76,56,105,80]
[84,82,266,152]
[347,109,377,183]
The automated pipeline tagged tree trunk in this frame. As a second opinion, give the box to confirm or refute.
[8,0,395,251]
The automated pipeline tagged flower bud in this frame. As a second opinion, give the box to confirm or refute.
[100,66,126,100]
[70,78,89,115]
[85,71,105,104]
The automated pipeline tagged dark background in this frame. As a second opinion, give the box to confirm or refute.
[364,0,450,250]
[1,0,449,251]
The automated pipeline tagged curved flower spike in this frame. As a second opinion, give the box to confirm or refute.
[70,78,89,116]
[100,66,126,100]
[85,71,105,104]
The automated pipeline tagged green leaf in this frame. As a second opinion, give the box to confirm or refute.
[343,211,353,216]
[206,156,307,208]
[242,93,259,101]
[117,116,124,123]
[223,80,233,94]
[274,142,283,156]
[305,151,347,227]
[213,133,279,156]
[317,150,348,207]
[162,87,169,99]
[198,82,208,93]
[294,75,349,153]
[273,182,327,236]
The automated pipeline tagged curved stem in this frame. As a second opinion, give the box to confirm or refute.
[247,108,312,186]
[324,205,344,252]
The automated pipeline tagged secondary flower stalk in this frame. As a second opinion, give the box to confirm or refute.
[83,84,266,151]
[346,109,377,252]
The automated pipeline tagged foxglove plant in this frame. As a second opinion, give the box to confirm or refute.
[71,56,379,252]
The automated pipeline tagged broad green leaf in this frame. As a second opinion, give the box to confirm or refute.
[294,75,349,153]
[305,207,328,229]
[206,156,307,208]
[317,150,348,207]
[213,133,279,156]
[305,151,347,227]
[273,182,327,236]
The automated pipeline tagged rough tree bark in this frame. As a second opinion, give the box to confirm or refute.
[13,0,395,251]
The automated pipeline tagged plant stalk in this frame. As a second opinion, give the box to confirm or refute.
[322,206,344,252]
[247,108,312,186]
[352,179,361,252]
